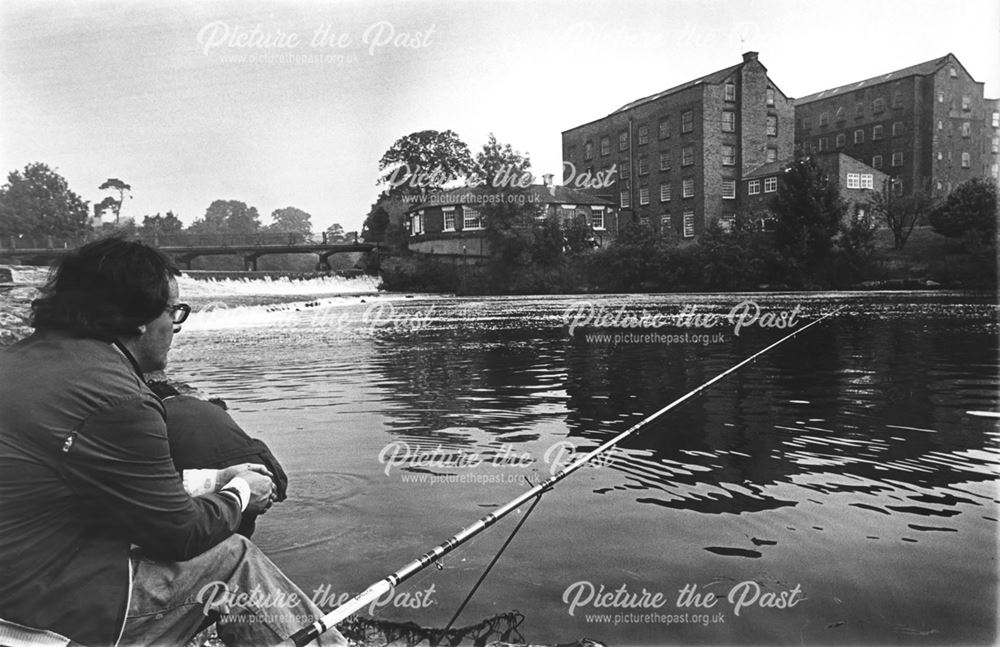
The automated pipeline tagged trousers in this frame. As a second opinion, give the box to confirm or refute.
[121,534,345,646]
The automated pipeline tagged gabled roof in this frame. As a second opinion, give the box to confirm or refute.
[613,62,743,113]
[743,160,788,180]
[796,53,974,104]
[745,152,887,180]
[408,184,612,212]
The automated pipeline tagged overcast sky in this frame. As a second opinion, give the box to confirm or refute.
[2,0,998,233]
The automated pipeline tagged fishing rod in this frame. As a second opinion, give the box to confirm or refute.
[286,305,846,646]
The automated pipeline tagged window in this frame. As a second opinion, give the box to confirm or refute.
[835,107,845,122]
[938,120,944,131]
[855,102,864,118]
[410,211,423,235]
[836,133,846,148]
[722,144,736,166]
[660,182,672,202]
[620,191,630,208]
[682,211,695,238]
[600,136,610,156]
[639,214,650,226]
[993,112,1000,128]
[682,178,694,198]
[892,122,904,136]
[619,130,629,151]
[892,178,903,196]
[937,151,943,160]
[718,215,735,233]
[637,125,649,146]
[892,91,902,108]
[961,96,971,111]
[639,186,650,205]
[854,129,865,144]
[659,151,671,172]
[766,88,775,106]
[802,116,812,130]
[619,160,631,180]
[681,110,693,134]
[950,66,957,78]
[891,151,903,167]
[725,83,736,102]
[872,155,883,169]
[722,179,736,199]
[818,137,828,151]
[873,97,885,113]
[748,179,761,195]
[443,206,455,231]
[937,91,944,103]
[722,111,736,132]
[764,176,777,193]
[819,112,829,127]
[681,145,694,166]
[584,141,593,160]
[463,207,482,230]
[846,173,860,189]
[591,207,605,230]
[993,137,999,154]
[660,214,671,233]
[766,147,777,163]
[962,121,971,137]
[766,115,777,136]
[872,125,884,140]
[659,118,670,139]
[638,156,649,175]
[861,174,874,189]
[961,152,971,168]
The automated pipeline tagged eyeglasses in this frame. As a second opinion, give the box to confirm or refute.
[166,304,191,324]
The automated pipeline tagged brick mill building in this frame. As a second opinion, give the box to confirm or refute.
[794,53,999,200]
[561,52,795,239]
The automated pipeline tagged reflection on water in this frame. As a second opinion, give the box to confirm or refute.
[113,292,1000,644]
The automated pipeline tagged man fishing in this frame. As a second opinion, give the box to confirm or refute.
[0,237,344,647]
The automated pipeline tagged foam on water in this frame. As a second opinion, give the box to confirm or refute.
[176,273,380,298]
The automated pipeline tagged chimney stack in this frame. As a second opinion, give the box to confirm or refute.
[742,51,759,63]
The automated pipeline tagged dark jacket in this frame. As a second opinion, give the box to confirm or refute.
[0,331,242,646]
[149,388,289,536]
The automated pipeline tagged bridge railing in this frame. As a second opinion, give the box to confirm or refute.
[1,232,361,251]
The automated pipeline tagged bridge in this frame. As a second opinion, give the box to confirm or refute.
[0,233,377,271]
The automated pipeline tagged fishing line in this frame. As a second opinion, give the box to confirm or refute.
[432,488,545,647]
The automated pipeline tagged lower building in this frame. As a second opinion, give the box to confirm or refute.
[405,182,615,262]
[742,153,889,229]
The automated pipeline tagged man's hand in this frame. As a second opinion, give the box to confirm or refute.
[218,462,272,486]
[240,470,277,514]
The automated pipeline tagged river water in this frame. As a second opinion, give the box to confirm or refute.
[2,269,998,646]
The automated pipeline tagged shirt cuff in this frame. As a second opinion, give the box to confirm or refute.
[219,476,251,512]
[182,469,219,497]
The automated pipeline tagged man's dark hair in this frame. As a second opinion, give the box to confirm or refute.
[31,236,181,339]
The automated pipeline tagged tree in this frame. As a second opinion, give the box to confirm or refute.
[325,223,346,242]
[769,157,845,279]
[188,200,261,235]
[377,130,475,198]
[267,207,312,236]
[0,162,90,238]
[139,211,184,238]
[362,208,389,243]
[871,189,935,250]
[98,178,132,225]
[929,178,997,245]
[362,196,411,250]
[473,133,532,188]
